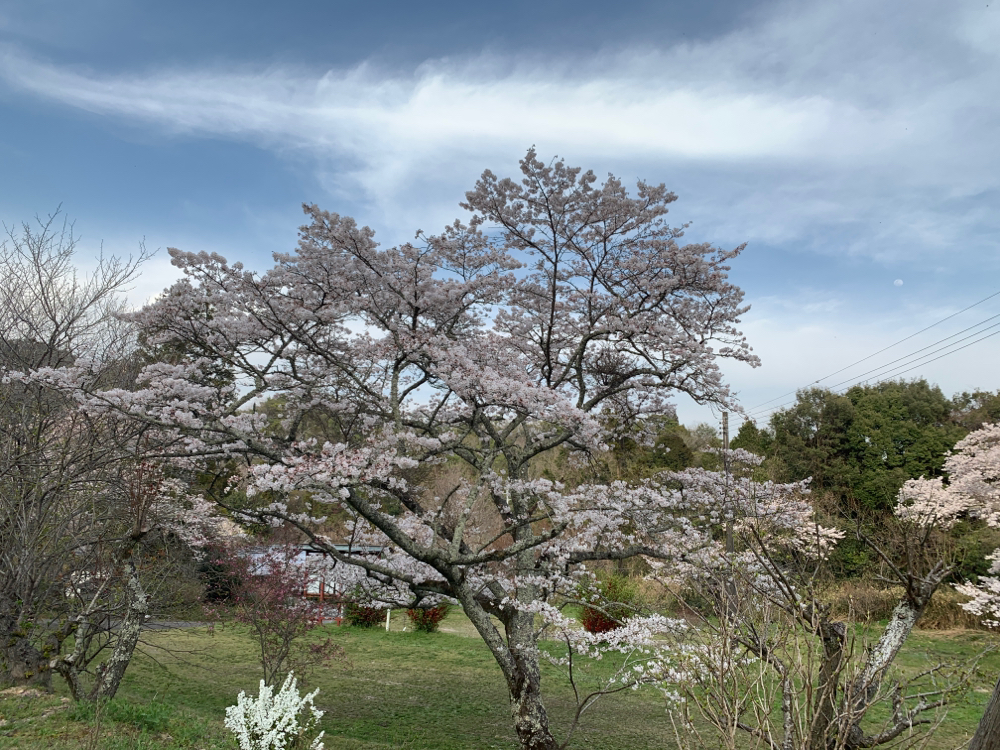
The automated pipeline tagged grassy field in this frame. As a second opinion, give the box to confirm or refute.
[1,611,998,749]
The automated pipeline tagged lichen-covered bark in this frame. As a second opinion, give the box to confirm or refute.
[453,586,559,750]
[506,609,559,750]
[94,556,148,701]
[53,539,148,702]
[841,578,941,749]
[0,629,52,689]
[852,600,921,711]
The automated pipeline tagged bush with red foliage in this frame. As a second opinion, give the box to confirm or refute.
[580,604,620,634]
[406,604,450,633]
[203,544,344,682]
[344,601,385,628]
[579,575,638,634]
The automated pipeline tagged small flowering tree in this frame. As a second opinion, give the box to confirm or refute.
[56,150,759,749]
[207,545,344,684]
[894,424,1000,750]
[647,450,975,750]
[225,672,325,750]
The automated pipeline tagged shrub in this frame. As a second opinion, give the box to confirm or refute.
[204,545,344,683]
[580,604,619,634]
[580,574,639,634]
[406,604,450,633]
[225,672,325,750]
[344,602,384,628]
[198,549,243,603]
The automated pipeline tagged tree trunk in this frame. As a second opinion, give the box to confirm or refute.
[506,609,559,750]
[0,603,52,689]
[969,676,1000,750]
[453,583,560,750]
[0,632,52,689]
[93,555,148,701]
[850,599,923,712]
[509,667,559,750]
[843,590,934,749]
[811,620,846,750]
[53,543,148,702]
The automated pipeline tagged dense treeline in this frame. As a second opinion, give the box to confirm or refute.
[599,381,1000,512]
[731,381,1000,577]
[588,381,1000,580]
[734,381,1000,513]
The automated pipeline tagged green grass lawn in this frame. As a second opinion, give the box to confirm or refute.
[1,611,998,749]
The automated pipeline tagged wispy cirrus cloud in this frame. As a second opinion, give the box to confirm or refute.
[2,0,997,266]
[2,0,998,422]
[0,48,879,160]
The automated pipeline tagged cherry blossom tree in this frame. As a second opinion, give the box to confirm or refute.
[648,451,970,750]
[895,424,1000,750]
[59,151,758,749]
[660,423,1000,750]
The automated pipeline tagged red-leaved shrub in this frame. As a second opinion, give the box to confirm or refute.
[203,544,344,682]
[580,604,620,634]
[344,602,384,628]
[406,604,450,633]
[580,575,638,634]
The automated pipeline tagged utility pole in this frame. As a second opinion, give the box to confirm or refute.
[723,412,733,555]
[722,412,737,617]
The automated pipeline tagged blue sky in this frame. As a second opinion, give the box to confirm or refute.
[2,0,999,427]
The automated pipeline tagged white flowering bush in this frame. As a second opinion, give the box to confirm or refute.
[225,672,325,750]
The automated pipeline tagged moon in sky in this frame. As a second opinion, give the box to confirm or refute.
[894,279,904,286]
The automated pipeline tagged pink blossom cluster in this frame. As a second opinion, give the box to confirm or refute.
[892,424,1000,625]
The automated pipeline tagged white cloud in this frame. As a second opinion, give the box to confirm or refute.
[3,0,998,422]
[0,50,867,161]
[1,1,996,273]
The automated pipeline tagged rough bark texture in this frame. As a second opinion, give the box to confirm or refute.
[852,601,921,710]
[841,588,934,749]
[53,539,149,702]
[0,626,52,689]
[94,556,148,701]
[969,676,1000,750]
[811,620,846,750]
[453,592,559,750]
[506,610,559,750]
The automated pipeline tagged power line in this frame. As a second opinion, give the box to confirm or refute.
[743,289,1000,414]
[747,326,1000,423]
[823,317,1000,393]
[866,329,1000,383]
[746,311,1000,416]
